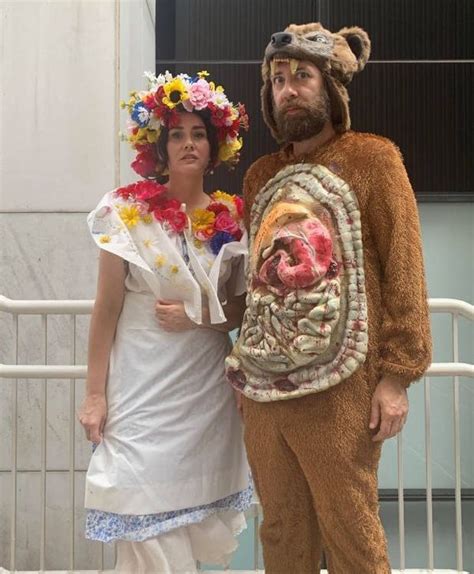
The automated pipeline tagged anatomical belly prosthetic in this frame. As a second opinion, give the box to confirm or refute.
[226,163,368,401]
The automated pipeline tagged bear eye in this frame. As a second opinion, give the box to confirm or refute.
[309,34,329,44]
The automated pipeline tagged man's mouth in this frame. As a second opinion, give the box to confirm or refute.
[284,106,304,116]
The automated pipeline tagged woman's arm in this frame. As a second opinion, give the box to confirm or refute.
[78,250,126,442]
[155,257,246,333]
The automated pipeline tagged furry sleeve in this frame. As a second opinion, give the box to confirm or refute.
[367,141,432,386]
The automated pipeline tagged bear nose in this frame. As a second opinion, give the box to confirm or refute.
[271,32,293,48]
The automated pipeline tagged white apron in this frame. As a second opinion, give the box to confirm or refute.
[84,191,249,515]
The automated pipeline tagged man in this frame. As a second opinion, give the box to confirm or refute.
[226,23,432,573]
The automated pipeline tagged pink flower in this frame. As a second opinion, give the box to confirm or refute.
[182,79,212,111]
[214,211,240,235]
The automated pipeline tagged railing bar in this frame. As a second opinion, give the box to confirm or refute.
[452,314,464,572]
[69,315,77,571]
[425,376,434,569]
[253,502,260,570]
[397,430,405,570]
[40,314,48,571]
[10,314,19,572]
[100,540,105,571]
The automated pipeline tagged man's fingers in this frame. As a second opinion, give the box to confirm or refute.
[372,420,393,442]
[369,398,380,430]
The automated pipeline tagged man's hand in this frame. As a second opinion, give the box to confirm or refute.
[369,376,409,442]
[155,300,197,332]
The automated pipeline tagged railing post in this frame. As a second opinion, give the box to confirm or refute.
[10,314,19,572]
[452,313,464,572]
[424,377,434,570]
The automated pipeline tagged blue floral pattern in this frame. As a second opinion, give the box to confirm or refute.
[85,483,253,543]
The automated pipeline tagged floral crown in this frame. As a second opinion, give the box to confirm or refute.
[121,71,249,179]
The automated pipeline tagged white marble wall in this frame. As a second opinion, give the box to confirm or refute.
[0,0,155,569]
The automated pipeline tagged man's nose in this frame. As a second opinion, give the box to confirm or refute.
[271,32,293,48]
[281,81,298,99]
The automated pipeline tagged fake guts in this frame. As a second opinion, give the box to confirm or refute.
[226,163,368,401]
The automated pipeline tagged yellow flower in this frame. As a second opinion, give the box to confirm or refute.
[170,264,180,274]
[197,70,210,79]
[155,254,166,267]
[193,238,203,249]
[141,214,153,224]
[211,190,234,204]
[118,205,141,228]
[99,235,111,244]
[163,78,189,109]
[191,208,215,233]
[143,239,153,248]
[218,138,242,163]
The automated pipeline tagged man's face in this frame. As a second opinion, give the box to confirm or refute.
[270,59,331,142]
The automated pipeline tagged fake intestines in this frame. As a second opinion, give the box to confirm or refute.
[226,164,368,401]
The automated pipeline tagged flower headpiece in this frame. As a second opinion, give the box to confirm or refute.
[121,71,249,179]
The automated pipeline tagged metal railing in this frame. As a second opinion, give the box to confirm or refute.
[0,295,473,572]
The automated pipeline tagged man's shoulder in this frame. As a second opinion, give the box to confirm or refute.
[343,131,403,162]
[344,132,403,168]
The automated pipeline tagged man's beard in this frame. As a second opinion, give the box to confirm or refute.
[274,92,331,143]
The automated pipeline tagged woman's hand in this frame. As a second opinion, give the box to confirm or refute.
[155,300,197,331]
[78,393,107,443]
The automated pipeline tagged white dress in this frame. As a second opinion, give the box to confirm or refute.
[84,190,251,569]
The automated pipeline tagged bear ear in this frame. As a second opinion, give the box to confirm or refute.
[338,26,371,72]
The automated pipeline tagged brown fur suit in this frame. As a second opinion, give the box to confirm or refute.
[227,23,432,573]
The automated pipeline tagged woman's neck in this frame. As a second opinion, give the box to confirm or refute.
[165,174,209,211]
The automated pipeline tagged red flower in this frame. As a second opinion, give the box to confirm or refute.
[238,103,249,131]
[131,146,158,178]
[159,198,181,210]
[142,92,158,110]
[115,182,137,200]
[207,202,230,216]
[134,181,166,202]
[214,211,240,235]
[208,103,233,128]
[153,206,187,233]
[233,195,244,218]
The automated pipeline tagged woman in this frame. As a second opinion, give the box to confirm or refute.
[78,71,251,573]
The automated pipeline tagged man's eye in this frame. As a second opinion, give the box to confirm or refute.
[297,71,309,79]
[272,76,283,85]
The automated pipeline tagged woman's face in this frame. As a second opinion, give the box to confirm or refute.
[166,112,211,177]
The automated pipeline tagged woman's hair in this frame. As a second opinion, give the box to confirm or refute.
[155,108,219,180]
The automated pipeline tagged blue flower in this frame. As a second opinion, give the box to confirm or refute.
[131,102,151,127]
[210,231,234,255]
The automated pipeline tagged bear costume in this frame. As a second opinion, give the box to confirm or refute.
[226,23,432,573]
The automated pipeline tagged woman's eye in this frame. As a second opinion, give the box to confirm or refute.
[194,131,207,139]
[170,131,182,140]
